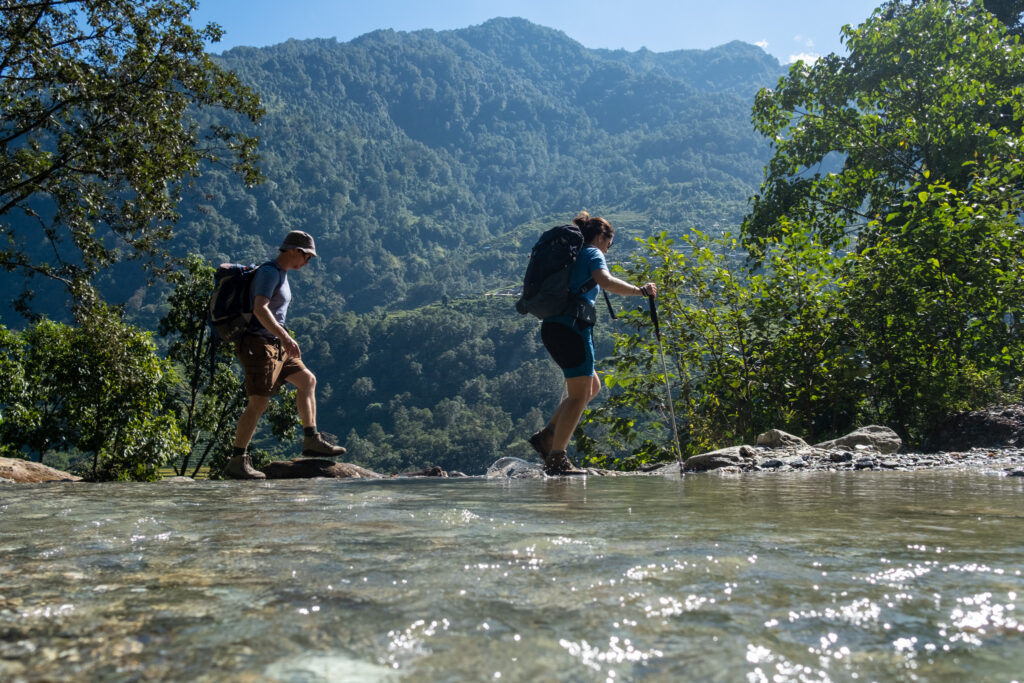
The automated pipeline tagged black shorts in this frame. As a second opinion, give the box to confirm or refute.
[541,320,595,378]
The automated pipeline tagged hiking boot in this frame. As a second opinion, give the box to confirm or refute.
[544,450,585,476]
[302,431,347,457]
[529,426,554,458]
[225,454,266,480]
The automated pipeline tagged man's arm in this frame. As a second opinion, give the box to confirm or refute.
[252,295,301,357]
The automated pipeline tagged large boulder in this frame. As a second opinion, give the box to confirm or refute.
[814,426,902,454]
[682,446,748,472]
[756,429,809,449]
[0,457,82,483]
[261,458,382,479]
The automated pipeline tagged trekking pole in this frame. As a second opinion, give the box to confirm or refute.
[649,293,684,475]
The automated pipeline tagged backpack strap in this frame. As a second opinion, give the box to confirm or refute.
[573,277,597,297]
[571,278,617,320]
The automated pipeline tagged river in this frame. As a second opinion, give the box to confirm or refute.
[1,470,1022,681]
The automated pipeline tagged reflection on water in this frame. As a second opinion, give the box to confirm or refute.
[1,472,1022,681]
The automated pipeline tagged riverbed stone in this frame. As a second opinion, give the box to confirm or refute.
[814,425,902,454]
[0,457,81,483]
[261,458,382,479]
[682,447,745,472]
[756,430,809,449]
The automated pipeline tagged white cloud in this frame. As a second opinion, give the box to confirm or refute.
[787,52,820,65]
[755,39,769,49]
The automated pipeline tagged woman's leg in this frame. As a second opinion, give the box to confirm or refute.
[550,371,601,452]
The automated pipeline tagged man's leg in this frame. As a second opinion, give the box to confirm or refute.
[228,394,270,480]
[286,369,345,457]
[235,395,270,448]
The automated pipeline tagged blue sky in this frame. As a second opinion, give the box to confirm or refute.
[191,0,884,64]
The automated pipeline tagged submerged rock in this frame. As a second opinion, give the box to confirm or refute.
[0,457,81,483]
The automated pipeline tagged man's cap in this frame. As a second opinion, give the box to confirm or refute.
[280,230,317,257]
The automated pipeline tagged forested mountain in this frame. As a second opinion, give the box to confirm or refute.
[131,17,782,318]
[2,15,786,475]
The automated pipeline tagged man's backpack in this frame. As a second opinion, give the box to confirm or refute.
[208,262,266,342]
[514,224,592,320]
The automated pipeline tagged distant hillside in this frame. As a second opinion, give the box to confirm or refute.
[7,17,784,321]
[139,17,778,316]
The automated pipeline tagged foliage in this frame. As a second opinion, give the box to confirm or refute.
[158,253,301,478]
[0,304,187,480]
[12,20,781,323]
[744,0,1024,250]
[581,230,858,466]
[0,324,27,457]
[741,0,1024,443]
[300,296,566,475]
[844,164,1024,442]
[158,255,243,476]
[583,1,1024,458]
[0,0,263,317]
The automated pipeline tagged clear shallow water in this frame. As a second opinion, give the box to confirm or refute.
[1,472,1022,682]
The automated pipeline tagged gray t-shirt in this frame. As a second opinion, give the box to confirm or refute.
[248,260,289,339]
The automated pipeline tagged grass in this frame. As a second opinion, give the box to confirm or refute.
[159,466,211,479]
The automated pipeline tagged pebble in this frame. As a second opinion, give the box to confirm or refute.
[652,447,1024,476]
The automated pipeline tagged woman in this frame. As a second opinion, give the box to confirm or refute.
[530,211,657,474]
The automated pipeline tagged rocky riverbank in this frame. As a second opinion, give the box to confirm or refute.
[5,407,1024,482]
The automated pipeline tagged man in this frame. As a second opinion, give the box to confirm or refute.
[226,230,346,479]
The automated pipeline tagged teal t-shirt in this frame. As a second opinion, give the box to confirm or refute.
[570,246,606,306]
[544,245,606,325]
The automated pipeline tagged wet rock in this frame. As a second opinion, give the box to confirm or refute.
[815,426,902,454]
[829,451,854,463]
[486,457,544,479]
[0,457,81,483]
[261,458,382,479]
[401,466,448,477]
[682,447,745,472]
[756,430,808,449]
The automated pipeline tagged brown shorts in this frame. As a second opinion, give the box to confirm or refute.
[235,334,307,397]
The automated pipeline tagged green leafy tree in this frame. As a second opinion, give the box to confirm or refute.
[844,166,1024,441]
[745,0,1024,250]
[0,304,187,480]
[742,0,1024,442]
[0,323,28,457]
[158,255,244,476]
[0,0,263,315]
[583,230,859,466]
[158,254,302,478]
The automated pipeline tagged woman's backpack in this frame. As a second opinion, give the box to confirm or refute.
[515,224,595,319]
